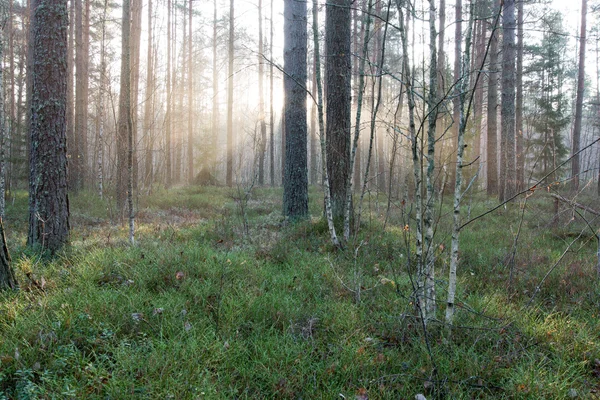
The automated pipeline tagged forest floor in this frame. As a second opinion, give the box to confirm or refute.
[1,185,599,399]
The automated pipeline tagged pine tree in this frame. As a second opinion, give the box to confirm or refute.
[28,0,70,252]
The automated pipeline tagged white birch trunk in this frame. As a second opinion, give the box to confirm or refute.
[445,4,474,326]
[395,0,422,316]
[423,0,439,324]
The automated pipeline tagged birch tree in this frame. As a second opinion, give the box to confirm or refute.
[446,3,475,326]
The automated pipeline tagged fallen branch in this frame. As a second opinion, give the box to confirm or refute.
[549,193,600,216]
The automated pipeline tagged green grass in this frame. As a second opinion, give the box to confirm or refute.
[0,186,599,398]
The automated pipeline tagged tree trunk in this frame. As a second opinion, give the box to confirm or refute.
[143,0,154,188]
[0,13,7,218]
[211,0,219,179]
[326,0,352,222]
[130,0,141,190]
[313,0,340,248]
[66,0,74,191]
[0,221,16,290]
[165,0,172,187]
[310,51,318,185]
[572,0,587,192]
[283,0,308,220]
[72,0,86,191]
[187,0,194,184]
[28,0,70,252]
[269,0,275,187]
[116,0,132,217]
[500,0,516,201]
[451,0,461,190]
[258,0,266,185]
[446,4,474,326]
[226,0,235,187]
[515,0,524,191]
[486,0,499,195]
[376,0,386,191]
[423,0,439,325]
[97,0,108,198]
[345,0,373,241]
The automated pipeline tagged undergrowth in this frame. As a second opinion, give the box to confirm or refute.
[0,186,599,399]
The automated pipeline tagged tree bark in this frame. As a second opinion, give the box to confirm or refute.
[500,0,516,201]
[116,0,132,216]
[515,0,524,191]
[486,0,499,195]
[211,0,219,179]
[258,0,266,185]
[446,4,474,327]
[165,0,172,187]
[130,0,141,190]
[143,0,154,188]
[326,0,352,222]
[283,0,308,220]
[97,0,108,198]
[313,0,340,248]
[0,221,17,290]
[226,0,235,187]
[187,0,194,184]
[345,0,373,241]
[72,0,86,191]
[269,0,275,187]
[451,0,461,190]
[28,0,70,252]
[572,0,587,192]
[423,0,439,325]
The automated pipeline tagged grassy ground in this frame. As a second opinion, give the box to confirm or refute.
[1,186,599,399]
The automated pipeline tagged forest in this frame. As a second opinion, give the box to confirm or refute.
[0,0,599,397]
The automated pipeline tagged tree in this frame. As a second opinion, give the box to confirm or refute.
[525,11,570,182]
[313,0,340,247]
[72,0,89,191]
[211,0,219,180]
[226,0,234,187]
[451,0,462,191]
[516,0,524,190]
[187,0,194,184]
[130,0,141,190]
[486,0,499,195]
[326,0,352,221]
[143,0,154,188]
[283,0,308,220]
[446,0,474,326]
[0,5,7,217]
[269,0,275,186]
[258,0,266,185]
[499,0,517,201]
[422,0,440,325]
[28,0,70,252]
[116,0,134,244]
[165,0,172,187]
[0,221,17,291]
[571,0,587,191]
